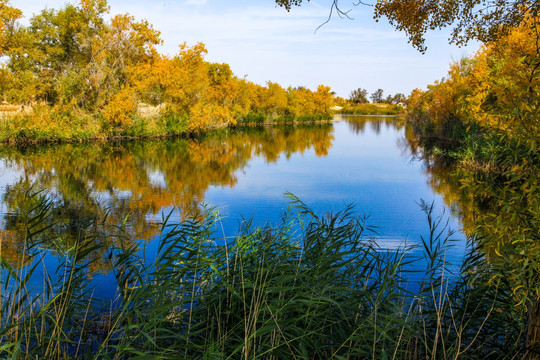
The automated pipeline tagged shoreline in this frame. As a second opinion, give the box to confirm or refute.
[0,117,339,147]
[0,112,404,147]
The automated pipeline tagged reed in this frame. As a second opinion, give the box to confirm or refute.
[0,191,526,359]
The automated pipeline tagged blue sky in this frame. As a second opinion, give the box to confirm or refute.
[13,0,479,98]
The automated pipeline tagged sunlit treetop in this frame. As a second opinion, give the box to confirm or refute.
[0,0,22,53]
[275,0,539,52]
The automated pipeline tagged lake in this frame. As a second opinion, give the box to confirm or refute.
[0,115,466,298]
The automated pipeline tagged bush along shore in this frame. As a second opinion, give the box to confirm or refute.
[336,103,403,116]
[403,14,540,358]
[0,190,530,359]
[0,1,335,145]
[0,105,335,145]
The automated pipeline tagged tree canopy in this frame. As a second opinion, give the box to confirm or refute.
[275,0,539,52]
[349,88,368,103]
[0,0,337,142]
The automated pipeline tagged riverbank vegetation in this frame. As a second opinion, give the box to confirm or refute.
[404,14,540,354]
[0,190,527,359]
[338,102,402,115]
[0,0,334,143]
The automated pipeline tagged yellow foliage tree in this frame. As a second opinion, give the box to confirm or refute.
[102,88,137,130]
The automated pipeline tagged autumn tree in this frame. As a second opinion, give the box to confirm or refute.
[0,0,21,54]
[0,0,20,102]
[0,0,337,138]
[313,84,333,114]
[404,18,540,352]
[4,0,161,110]
[8,1,108,104]
[262,81,288,117]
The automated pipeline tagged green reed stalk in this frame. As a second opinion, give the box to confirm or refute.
[0,190,528,359]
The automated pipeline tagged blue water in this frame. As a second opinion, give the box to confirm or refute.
[0,116,466,299]
[208,117,463,247]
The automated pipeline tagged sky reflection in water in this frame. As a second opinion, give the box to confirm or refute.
[0,115,466,298]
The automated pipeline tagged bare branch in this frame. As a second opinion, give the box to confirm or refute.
[315,0,353,33]
[353,0,373,7]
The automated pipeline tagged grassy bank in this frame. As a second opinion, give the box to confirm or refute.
[338,103,402,115]
[0,108,333,145]
[236,112,333,125]
[0,191,527,359]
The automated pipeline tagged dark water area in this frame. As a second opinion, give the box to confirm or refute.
[0,115,466,299]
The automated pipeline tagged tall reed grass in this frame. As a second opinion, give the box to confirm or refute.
[0,191,526,359]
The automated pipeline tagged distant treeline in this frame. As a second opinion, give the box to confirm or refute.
[0,0,334,143]
[331,87,405,115]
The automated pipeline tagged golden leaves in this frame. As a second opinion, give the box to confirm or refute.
[0,1,336,139]
[103,88,137,128]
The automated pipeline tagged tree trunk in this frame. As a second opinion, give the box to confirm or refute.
[527,301,540,359]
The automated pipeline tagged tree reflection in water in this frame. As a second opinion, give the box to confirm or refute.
[0,124,334,272]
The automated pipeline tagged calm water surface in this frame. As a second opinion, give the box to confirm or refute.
[0,115,466,298]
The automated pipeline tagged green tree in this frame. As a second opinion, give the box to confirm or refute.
[6,0,161,108]
[349,87,368,104]
[0,0,21,54]
[391,93,405,104]
[11,2,108,104]
[370,88,383,103]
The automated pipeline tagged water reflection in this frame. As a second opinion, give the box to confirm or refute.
[2,116,498,284]
[0,124,334,270]
[400,122,539,265]
[338,115,402,136]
